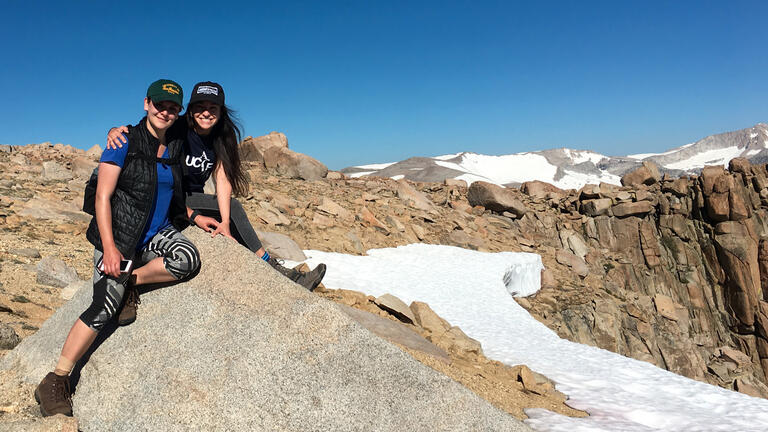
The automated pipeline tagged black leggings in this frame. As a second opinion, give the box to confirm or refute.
[185,192,263,253]
[80,226,200,332]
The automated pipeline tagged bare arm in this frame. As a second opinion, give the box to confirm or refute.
[95,162,124,277]
[211,164,235,239]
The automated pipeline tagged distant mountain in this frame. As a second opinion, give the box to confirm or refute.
[341,123,768,189]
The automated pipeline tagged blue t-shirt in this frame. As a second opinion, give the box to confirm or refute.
[100,135,174,249]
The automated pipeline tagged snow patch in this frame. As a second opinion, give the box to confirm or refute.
[348,171,374,178]
[664,146,743,170]
[355,162,396,170]
[627,142,694,160]
[301,245,768,432]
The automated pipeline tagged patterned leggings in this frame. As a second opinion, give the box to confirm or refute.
[79,226,200,332]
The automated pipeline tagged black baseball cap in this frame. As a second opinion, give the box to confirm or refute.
[188,81,225,106]
[146,79,183,107]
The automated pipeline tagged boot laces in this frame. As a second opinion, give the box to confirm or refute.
[50,376,72,404]
[126,287,141,307]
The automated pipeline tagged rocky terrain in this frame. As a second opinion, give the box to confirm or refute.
[5,127,768,426]
[0,139,581,428]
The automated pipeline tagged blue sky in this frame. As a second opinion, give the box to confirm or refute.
[2,1,767,170]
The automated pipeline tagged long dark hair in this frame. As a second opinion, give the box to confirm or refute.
[187,104,249,197]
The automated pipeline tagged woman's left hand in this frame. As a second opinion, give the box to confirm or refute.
[193,214,220,233]
[211,221,235,240]
[107,126,129,149]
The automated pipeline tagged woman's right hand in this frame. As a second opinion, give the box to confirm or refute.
[106,126,130,150]
[101,245,124,278]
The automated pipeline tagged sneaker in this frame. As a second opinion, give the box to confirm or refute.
[118,282,140,326]
[34,372,72,417]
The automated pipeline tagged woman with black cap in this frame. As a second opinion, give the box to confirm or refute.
[108,81,326,298]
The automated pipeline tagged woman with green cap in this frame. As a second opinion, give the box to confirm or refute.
[107,81,327,295]
[35,79,201,417]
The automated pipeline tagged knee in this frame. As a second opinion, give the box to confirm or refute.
[165,242,201,280]
[79,278,120,332]
[229,198,244,216]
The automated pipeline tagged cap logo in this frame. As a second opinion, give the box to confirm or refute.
[162,83,180,95]
[197,85,219,96]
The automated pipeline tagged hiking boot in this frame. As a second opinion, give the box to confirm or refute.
[118,281,140,326]
[35,372,73,417]
[268,256,303,283]
[298,263,327,292]
[268,257,327,291]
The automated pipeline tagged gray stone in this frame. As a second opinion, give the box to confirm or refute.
[396,179,435,212]
[61,280,88,301]
[41,161,73,181]
[9,248,41,258]
[0,322,21,349]
[374,293,417,324]
[36,257,79,288]
[555,250,589,278]
[339,305,449,363]
[19,195,90,223]
[85,144,102,158]
[71,156,98,179]
[255,230,307,261]
[2,229,529,431]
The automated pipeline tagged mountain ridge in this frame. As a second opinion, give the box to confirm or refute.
[342,123,768,189]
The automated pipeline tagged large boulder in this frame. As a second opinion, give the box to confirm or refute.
[19,194,90,223]
[621,161,661,187]
[467,181,528,216]
[1,229,529,431]
[240,132,328,181]
[263,146,328,181]
[395,179,435,212]
[240,132,288,164]
[36,257,80,288]
[41,161,73,181]
[254,230,307,261]
[521,180,564,200]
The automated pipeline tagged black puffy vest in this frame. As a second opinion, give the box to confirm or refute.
[86,118,188,257]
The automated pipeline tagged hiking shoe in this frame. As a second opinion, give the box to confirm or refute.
[268,257,327,291]
[268,256,303,282]
[298,264,327,292]
[118,283,140,326]
[35,372,72,417]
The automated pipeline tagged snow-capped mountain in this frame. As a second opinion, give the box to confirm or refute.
[341,123,768,189]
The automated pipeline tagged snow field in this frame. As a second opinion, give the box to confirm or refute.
[300,244,768,432]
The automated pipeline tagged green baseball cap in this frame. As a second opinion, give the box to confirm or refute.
[146,79,183,108]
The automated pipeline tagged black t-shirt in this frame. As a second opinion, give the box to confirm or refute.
[182,128,217,193]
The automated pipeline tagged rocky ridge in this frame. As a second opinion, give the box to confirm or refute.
[5,129,768,422]
[340,123,768,189]
[0,140,580,427]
